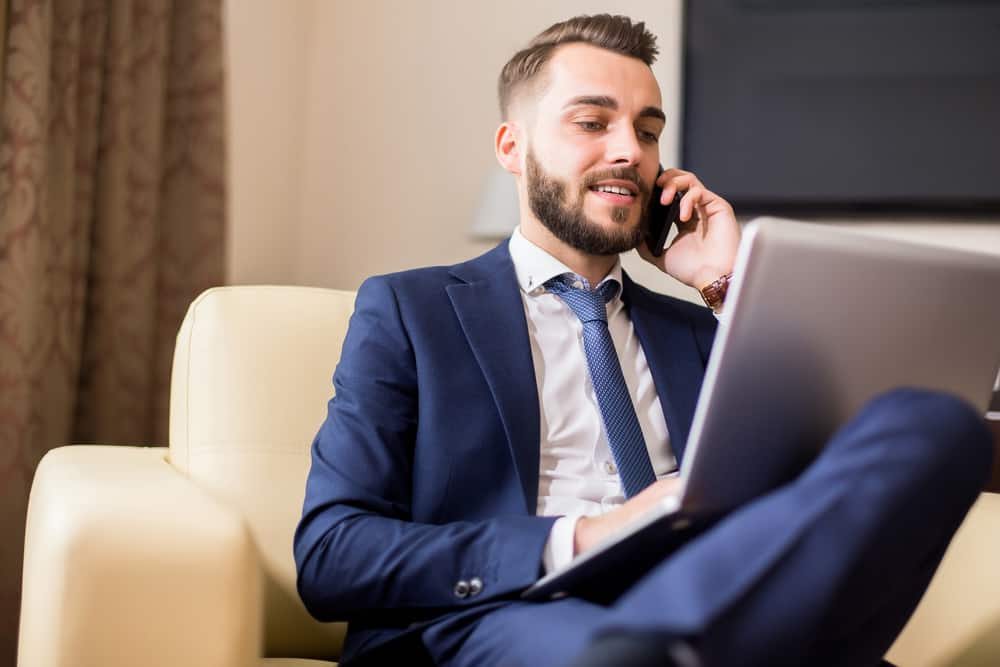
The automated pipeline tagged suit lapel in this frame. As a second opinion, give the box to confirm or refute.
[447,244,540,513]
[622,274,707,463]
[443,245,708,505]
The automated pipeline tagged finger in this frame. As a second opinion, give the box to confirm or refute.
[659,475,683,497]
[660,167,693,181]
[661,179,690,206]
[655,171,679,204]
[694,186,724,213]
[679,186,705,222]
[702,190,737,223]
[660,168,702,191]
[662,173,704,207]
[626,479,682,521]
[661,183,676,205]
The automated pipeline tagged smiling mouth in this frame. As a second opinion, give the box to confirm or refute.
[590,184,634,196]
[588,184,638,205]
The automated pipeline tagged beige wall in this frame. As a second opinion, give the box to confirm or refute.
[224,0,1000,302]
[224,0,317,284]
[292,0,686,291]
[226,0,686,290]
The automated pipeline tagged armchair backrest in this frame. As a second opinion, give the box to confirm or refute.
[169,285,354,659]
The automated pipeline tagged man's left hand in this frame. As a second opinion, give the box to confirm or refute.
[637,168,741,290]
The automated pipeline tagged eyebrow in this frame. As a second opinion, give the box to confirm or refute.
[563,95,666,123]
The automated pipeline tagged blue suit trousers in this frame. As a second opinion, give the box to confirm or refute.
[419,388,993,667]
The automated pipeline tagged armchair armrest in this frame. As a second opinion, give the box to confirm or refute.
[888,492,1000,666]
[18,445,262,667]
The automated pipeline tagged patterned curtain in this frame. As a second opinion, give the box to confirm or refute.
[0,0,226,661]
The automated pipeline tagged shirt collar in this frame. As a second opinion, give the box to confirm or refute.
[507,226,623,297]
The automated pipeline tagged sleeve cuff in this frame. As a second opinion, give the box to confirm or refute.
[542,515,582,574]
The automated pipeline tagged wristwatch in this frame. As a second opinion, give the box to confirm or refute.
[699,273,733,312]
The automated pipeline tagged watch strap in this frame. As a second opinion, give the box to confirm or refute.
[700,272,733,312]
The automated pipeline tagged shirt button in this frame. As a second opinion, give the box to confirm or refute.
[468,577,483,596]
[572,280,583,289]
[453,580,470,599]
[604,461,617,475]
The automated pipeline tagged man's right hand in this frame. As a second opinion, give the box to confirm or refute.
[573,477,683,556]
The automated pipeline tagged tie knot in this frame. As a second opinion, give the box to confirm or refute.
[546,275,619,324]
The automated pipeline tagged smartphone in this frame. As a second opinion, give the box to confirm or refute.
[644,166,682,257]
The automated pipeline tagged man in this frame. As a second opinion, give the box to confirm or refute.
[294,15,992,667]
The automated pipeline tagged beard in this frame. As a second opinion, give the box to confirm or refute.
[525,149,649,256]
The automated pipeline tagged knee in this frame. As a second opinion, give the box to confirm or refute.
[863,387,994,489]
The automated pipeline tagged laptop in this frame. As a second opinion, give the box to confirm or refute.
[522,217,1000,603]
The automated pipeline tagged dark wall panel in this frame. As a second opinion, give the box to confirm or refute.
[682,0,1000,214]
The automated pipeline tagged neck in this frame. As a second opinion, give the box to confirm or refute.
[520,216,618,288]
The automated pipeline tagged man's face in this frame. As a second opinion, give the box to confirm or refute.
[519,43,665,255]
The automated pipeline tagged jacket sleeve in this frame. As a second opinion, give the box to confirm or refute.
[293,276,556,623]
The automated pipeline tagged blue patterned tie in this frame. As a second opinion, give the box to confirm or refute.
[546,275,657,498]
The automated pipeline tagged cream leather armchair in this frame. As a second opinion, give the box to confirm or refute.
[19,286,352,666]
[17,285,1000,667]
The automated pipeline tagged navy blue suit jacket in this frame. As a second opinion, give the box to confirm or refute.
[294,242,718,661]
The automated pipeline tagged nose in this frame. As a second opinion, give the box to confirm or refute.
[605,123,643,167]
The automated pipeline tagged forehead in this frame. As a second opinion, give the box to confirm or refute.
[537,42,662,115]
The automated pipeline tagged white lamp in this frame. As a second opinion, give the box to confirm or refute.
[470,167,520,239]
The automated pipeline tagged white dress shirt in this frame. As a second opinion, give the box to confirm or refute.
[507,228,679,573]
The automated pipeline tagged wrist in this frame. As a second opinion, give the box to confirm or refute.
[691,266,731,291]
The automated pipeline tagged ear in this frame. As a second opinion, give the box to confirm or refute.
[494,122,523,175]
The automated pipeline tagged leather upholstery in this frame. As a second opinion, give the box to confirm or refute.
[887,492,1000,665]
[169,285,352,658]
[19,286,353,666]
[19,445,262,667]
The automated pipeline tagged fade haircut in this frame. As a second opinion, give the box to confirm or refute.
[497,14,659,119]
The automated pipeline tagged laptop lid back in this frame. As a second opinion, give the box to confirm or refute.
[679,218,1000,516]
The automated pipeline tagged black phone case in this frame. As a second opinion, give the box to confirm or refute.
[644,182,682,257]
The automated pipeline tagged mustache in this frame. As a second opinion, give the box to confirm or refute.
[580,167,650,199]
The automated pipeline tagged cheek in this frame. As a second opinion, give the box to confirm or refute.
[545,154,592,190]
[543,129,603,169]
[642,159,660,190]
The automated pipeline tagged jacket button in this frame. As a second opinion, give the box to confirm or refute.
[453,580,470,599]
[468,577,483,596]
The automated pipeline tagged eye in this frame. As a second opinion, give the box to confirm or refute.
[576,121,605,132]
[638,129,660,143]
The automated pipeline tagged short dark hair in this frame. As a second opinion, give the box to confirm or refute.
[497,14,659,119]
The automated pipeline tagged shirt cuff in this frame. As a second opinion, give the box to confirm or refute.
[542,515,582,574]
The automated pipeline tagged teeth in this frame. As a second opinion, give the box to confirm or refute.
[593,185,632,196]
